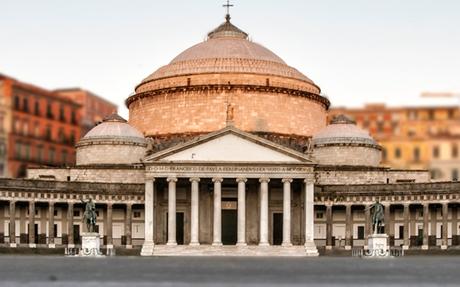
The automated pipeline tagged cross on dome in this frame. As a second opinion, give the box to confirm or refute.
[223,0,234,21]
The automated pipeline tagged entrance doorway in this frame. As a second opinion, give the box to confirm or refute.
[166,212,185,245]
[73,225,80,244]
[273,213,283,245]
[222,210,237,245]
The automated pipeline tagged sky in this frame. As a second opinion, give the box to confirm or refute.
[1,0,460,118]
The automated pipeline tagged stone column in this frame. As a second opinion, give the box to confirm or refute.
[67,202,74,248]
[236,177,247,246]
[28,201,36,248]
[364,204,371,239]
[403,203,410,250]
[48,202,55,248]
[345,204,352,250]
[125,203,132,248]
[282,178,293,246]
[304,178,318,255]
[141,177,155,256]
[326,204,333,249]
[106,203,113,248]
[259,177,270,246]
[212,177,223,246]
[167,177,178,246]
[384,203,391,246]
[9,201,16,247]
[190,177,200,246]
[453,206,458,241]
[441,202,448,249]
[422,203,429,250]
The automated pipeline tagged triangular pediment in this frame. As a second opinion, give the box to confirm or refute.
[144,126,313,163]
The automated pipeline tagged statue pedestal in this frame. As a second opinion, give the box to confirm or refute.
[80,232,104,257]
[365,234,390,258]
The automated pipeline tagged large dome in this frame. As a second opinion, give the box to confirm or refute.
[127,16,329,153]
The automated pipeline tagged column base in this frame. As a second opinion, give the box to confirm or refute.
[167,242,178,246]
[258,242,270,247]
[67,244,75,249]
[325,245,333,250]
[421,245,429,250]
[106,244,114,249]
[140,241,155,256]
[304,241,319,256]
[281,242,293,247]
[48,243,56,249]
[212,242,223,246]
[9,243,17,248]
[345,245,352,250]
[236,242,247,247]
[189,242,200,246]
[125,244,133,249]
[29,243,36,248]
[441,245,448,250]
[402,245,409,250]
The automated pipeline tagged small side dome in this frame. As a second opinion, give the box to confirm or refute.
[312,114,382,166]
[76,114,148,166]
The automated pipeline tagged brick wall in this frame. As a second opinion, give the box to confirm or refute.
[129,87,327,138]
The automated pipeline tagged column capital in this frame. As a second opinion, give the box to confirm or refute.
[259,177,270,183]
[282,178,293,183]
[107,202,113,208]
[189,177,200,183]
[304,174,315,184]
[167,177,178,183]
[212,177,223,183]
[236,177,247,183]
[145,176,155,182]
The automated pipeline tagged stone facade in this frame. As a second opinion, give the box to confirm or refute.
[28,167,145,184]
[315,166,429,185]
[313,146,381,167]
[76,143,147,166]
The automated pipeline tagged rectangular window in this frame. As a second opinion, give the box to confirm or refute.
[453,169,459,181]
[37,146,43,163]
[14,96,20,110]
[53,224,58,238]
[315,211,324,219]
[433,146,440,158]
[23,97,29,113]
[133,211,141,218]
[73,210,80,217]
[399,226,404,239]
[413,147,420,162]
[59,105,65,122]
[452,145,458,158]
[46,102,53,119]
[395,148,401,159]
[34,101,40,116]
[357,226,365,240]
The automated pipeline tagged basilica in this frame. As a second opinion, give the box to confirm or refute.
[1,14,459,256]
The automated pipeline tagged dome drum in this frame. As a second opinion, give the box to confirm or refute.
[312,115,382,167]
[76,114,148,166]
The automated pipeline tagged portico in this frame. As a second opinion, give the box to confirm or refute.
[140,127,319,256]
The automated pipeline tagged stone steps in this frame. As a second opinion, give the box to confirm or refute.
[151,245,318,257]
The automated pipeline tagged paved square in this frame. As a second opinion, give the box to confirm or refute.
[0,256,459,286]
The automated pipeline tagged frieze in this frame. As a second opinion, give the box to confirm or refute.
[146,164,314,178]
